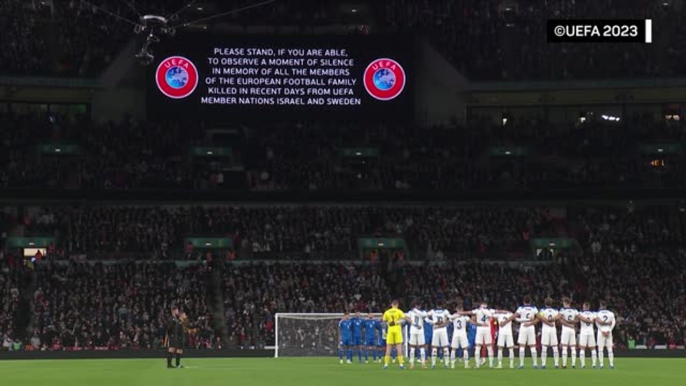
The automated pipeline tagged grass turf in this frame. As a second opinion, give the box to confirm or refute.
[1,357,685,386]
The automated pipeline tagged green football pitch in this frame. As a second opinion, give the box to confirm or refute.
[1,357,685,386]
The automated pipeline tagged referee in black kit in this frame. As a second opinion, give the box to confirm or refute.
[165,305,185,368]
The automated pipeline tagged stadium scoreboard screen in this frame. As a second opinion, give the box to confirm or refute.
[147,34,413,121]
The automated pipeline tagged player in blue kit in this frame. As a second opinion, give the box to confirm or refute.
[351,311,364,363]
[467,321,477,362]
[423,313,440,363]
[339,312,353,364]
[423,315,433,353]
[363,313,378,363]
[445,316,454,363]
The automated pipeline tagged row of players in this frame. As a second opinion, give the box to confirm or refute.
[340,296,616,370]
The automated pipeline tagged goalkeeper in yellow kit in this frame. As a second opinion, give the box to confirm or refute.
[382,299,410,369]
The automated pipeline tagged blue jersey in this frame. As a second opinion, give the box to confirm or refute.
[377,320,386,345]
[339,319,352,338]
[467,323,477,345]
[351,317,363,338]
[340,319,353,346]
[424,315,433,343]
[375,320,384,334]
[363,319,377,344]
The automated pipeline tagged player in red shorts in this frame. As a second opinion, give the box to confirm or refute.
[481,317,498,360]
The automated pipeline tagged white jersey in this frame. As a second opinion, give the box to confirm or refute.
[539,308,559,332]
[596,309,616,349]
[496,313,515,348]
[406,308,428,335]
[539,308,559,346]
[429,309,451,347]
[559,308,579,332]
[470,307,493,346]
[516,305,538,346]
[595,310,616,333]
[579,310,597,334]
[428,309,451,330]
[515,305,539,324]
[450,314,470,336]
[472,307,493,328]
[496,312,514,336]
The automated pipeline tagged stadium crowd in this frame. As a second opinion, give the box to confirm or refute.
[399,251,686,349]
[0,0,364,76]
[27,262,215,351]
[380,0,686,80]
[0,262,21,351]
[0,0,129,76]
[1,252,684,352]
[22,204,555,260]
[2,0,685,80]
[0,113,204,190]
[568,205,686,253]
[1,201,684,351]
[18,203,686,261]
[246,115,686,191]
[1,0,685,357]
[2,112,684,191]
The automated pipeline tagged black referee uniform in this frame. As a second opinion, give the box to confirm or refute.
[166,316,185,368]
[167,316,185,349]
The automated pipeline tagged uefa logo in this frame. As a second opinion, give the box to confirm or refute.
[363,58,406,101]
[155,56,199,99]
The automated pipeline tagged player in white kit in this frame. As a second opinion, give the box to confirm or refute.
[427,301,451,369]
[538,297,560,369]
[514,295,539,368]
[406,301,429,369]
[495,310,515,369]
[595,300,616,369]
[577,301,598,368]
[459,301,495,368]
[558,297,580,368]
[449,304,473,369]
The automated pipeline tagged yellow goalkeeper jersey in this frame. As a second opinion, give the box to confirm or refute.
[383,308,405,332]
[382,307,405,345]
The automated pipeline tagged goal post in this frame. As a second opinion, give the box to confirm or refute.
[274,313,408,358]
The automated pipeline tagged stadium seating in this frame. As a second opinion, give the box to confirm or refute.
[15,204,686,259]
[1,203,685,351]
[0,265,21,350]
[1,254,684,351]
[1,112,684,191]
[2,0,685,361]
[2,0,685,80]
[20,204,554,260]
[380,0,686,80]
[30,262,214,351]
[0,0,364,76]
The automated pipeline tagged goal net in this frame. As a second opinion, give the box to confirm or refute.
[275,313,408,358]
